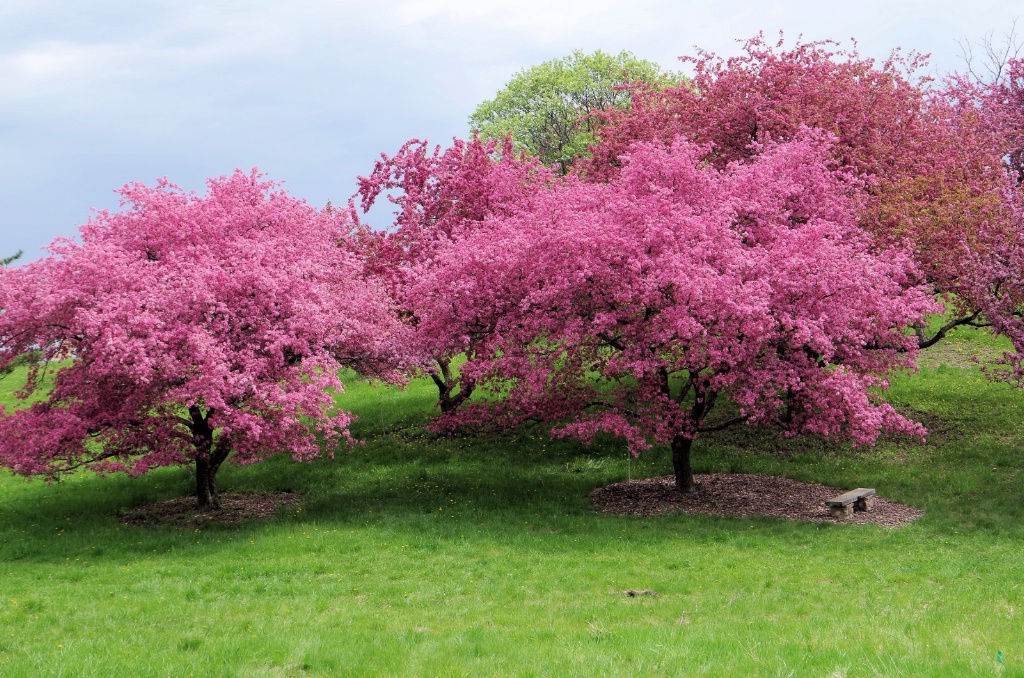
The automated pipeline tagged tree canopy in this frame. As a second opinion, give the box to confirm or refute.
[468,50,678,173]
[583,35,1015,347]
[366,132,935,491]
[0,170,404,508]
[356,135,559,414]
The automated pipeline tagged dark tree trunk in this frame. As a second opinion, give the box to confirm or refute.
[431,357,475,415]
[438,380,475,414]
[195,454,218,510]
[190,405,229,510]
[671,434,697,495]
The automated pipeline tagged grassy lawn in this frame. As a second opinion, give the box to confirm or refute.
[1,328,1023,676]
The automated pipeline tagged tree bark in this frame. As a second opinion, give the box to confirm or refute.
[195,454,217,510]
[670,381,714,495]
[671,434,697,494]
[431,357,475,415]
[438,379,475,414]
[190,405,228,510]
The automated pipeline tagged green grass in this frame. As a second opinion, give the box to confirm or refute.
[0,361,62,407]
[1,328,1023,676]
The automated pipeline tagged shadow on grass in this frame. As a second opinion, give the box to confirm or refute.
[3,359,1024,565]
[0,428,861,564]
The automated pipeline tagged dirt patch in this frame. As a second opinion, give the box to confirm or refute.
[119,492,301,528]
[591,474,923,528]
[623,589,659,598]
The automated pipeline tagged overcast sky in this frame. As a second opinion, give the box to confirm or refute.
[1,1,1019,261]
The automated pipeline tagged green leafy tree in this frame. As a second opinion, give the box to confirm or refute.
[469,50,679,173]
[1,250,22,267]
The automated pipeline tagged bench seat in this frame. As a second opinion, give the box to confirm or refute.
[825,488,876,517]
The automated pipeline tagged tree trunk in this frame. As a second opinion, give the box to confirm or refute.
[190,405,228,510]
[195,454,218,510]
[671,382,716,495]
[431,357,474,415]
[671,434,697,495]
[438,379,475,414]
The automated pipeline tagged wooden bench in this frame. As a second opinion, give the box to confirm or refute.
[825,488,876,518]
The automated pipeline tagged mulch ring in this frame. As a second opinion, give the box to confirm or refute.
[591,474,923,528]
[119,492,301,528]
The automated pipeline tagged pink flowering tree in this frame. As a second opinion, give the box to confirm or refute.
[418,135,938,492]
[958,55,1024,187]
[983,57,1024,185]
[938,56,1024,386]
[583,35,1010,347]
[0,170,403,509]
[961,186,1024,385]
[356,135,558,414]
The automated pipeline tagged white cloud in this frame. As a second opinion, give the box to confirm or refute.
[1,41,120,93]
[0,0,1020,258]
[10,41,94,79]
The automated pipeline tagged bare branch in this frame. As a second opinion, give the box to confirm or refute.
[960,18,1022,83]
[916,309,989,349]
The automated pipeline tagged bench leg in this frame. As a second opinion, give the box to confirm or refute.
[854,496,874,512]
[829,504,853,518]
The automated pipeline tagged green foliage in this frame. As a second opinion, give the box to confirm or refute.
[1,251,21,267]
[0,325,1022,674]
[469,50,680,173]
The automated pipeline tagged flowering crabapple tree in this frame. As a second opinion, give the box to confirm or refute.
[958,22,1023,184]
[961,189,1024,385]
[938,54,1024,387]
[965,55,1024,186]
[419,135,938,492]
[583,34,1010,348]
[0,170,403,509]
[356,135,558,415]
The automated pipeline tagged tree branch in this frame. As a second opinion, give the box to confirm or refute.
[916,309,988,349]
[697,415,749,433]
